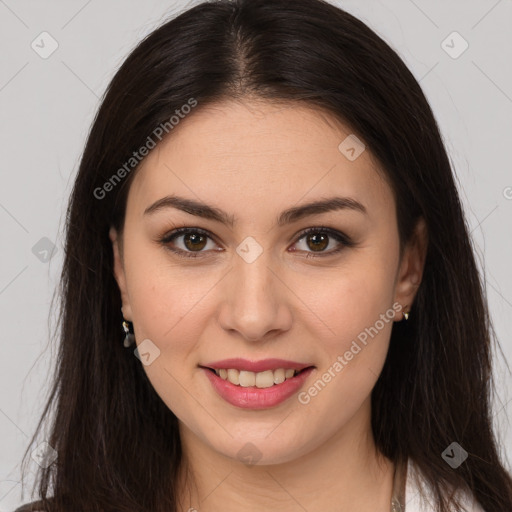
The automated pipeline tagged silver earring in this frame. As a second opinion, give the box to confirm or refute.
[122,319,135,347]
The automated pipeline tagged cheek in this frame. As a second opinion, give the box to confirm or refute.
[304,253,397,352]
[122,232,216,341]
[296,254,397,416]
[121,240,217,416]
[297,265,396,422]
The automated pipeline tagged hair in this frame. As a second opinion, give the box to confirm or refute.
[16,0,512,511]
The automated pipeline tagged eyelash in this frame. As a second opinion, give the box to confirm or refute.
[159,226,354,260]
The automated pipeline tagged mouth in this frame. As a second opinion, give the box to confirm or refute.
[200,366,315,389]
[200,363,316,409]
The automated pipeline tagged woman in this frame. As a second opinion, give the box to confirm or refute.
[15,0,512,511]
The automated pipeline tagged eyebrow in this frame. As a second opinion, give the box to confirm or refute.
[143,194,367,227]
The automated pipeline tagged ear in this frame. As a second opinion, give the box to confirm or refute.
[393,217,428,320]
[109,226,133,321]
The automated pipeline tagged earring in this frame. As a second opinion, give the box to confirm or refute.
[403,305,409,321]
[122,319,135,347]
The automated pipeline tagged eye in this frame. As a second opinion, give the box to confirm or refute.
[159,226,353,259]
[291,226,353,258]
[159,227,219,259]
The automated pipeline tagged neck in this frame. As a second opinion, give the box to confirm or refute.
[175,398,395,512]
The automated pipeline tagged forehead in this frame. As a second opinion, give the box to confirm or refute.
[126,99,393,224]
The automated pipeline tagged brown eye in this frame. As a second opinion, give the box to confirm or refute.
[183,232,208,251]
[160,228,218,258]
[160,226,353,260]
[291,227,353,258]
[304,232,329,252]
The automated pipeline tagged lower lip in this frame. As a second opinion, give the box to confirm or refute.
[201,367,315,410]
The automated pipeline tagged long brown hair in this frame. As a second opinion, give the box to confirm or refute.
[17,0,512,510]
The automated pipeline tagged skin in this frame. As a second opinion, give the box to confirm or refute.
[110,98,427,512]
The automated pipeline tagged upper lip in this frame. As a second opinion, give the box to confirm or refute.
[201,358,314,373]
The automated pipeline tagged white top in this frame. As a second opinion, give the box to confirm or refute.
[405,459,485,512]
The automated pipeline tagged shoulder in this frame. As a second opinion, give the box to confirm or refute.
[13,500,46,512]
[405,459,485,512]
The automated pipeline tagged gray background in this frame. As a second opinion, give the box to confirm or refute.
[1,0,511,509]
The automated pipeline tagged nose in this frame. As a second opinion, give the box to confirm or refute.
[218,250,292,342]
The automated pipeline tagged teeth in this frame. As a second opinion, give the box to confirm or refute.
[273,368,285,384]
[256,370,274,388]
[285,368,295,379]
[227,368,239,385]
[239,370,256,387]
[213,368,303,388]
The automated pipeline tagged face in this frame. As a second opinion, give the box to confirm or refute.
[110,98,425,466]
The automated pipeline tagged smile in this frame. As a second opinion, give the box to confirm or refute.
[209,367,306,388]
[200,360,316,410]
